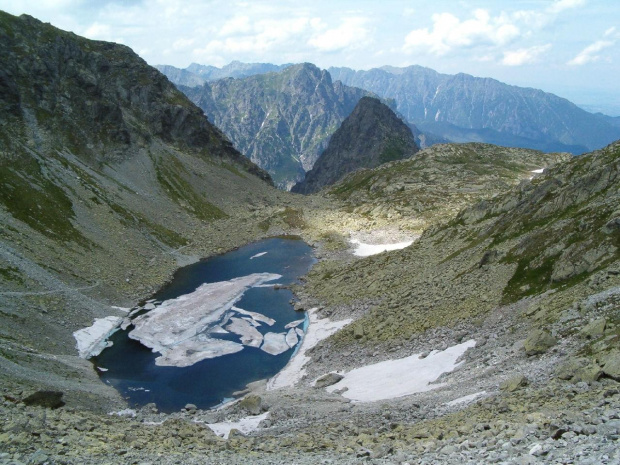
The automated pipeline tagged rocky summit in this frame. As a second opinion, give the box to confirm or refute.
[1,10,620,465]
[292,97,419,195]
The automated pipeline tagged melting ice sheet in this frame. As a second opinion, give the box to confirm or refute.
[128,273,281,367]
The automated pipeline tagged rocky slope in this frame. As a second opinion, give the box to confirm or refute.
[292,97,419,195]
[156,61,290,87]
[179,63,373,189]
[330,65,620,154]
[0,11,282,408]
[324,142,570,231]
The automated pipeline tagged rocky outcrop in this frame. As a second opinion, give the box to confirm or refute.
[330,65,620,153]
[292,97,418,194]
[180,63,373,189]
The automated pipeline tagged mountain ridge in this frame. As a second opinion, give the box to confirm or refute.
[329,64,620,153]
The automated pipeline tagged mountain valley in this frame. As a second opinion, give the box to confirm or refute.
[1,10,620,465]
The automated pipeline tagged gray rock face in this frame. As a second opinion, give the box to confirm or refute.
[292,97,419,194]
[329,65,620,153]
[179,63,372,189]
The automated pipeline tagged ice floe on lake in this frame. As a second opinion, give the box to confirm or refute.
[232,306,275,326]
[73,316,124,359]
[261,332,290,355]
[250,252,268,259]
[128,273,281,367]
[325,339,476,402]
[226,317,264,348]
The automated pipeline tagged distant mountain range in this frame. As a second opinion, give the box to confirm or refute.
[178,63,373,189]
[155,61,289,87]
[160,61,620,189]
[329,65,619,153]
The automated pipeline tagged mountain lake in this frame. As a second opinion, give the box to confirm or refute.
[94,236,315,412]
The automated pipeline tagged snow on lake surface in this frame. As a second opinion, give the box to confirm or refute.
[204,412,269,439]
[250,252,268,259]
[350,238,414,257]
[325,340,476,402]
[129,273,281,367]
[268,308,352,390]
[73,316,124,358]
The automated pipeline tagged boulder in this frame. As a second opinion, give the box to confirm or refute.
[22,391,65,409]
[314,372,344,389]
[556,357,602,383]
[601,349,620,381]
[523,329,557,356]
[580,318,607,339]
[239,394,263,415]
[500,375,528,392]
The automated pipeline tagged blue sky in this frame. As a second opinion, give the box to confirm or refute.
[2,0,619,114]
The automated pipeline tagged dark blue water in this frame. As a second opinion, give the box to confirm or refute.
[94,237,314,412]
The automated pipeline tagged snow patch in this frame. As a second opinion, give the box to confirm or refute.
[204,412,269,439]
[531,168,544,174]
[350,239,414,257]
[268,308,352,390]
[109,409,137,417]
[446,391,487,407]
[73,316,123,359]
[325,340,476,402]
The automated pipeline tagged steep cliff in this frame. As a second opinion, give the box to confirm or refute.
[292,97,419,194]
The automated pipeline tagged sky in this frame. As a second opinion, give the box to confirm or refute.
[2,0,619,114]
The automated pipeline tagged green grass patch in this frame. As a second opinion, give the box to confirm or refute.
[154,156,227,222]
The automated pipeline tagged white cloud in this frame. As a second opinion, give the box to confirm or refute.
[502,43,551,66]
[193,17,312,58]
[568,39,614,65]
[403,9,520,56]
[547,0,586,14]
[218,15,252,37]
[308,17,371,52]
[83,22,111,40]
